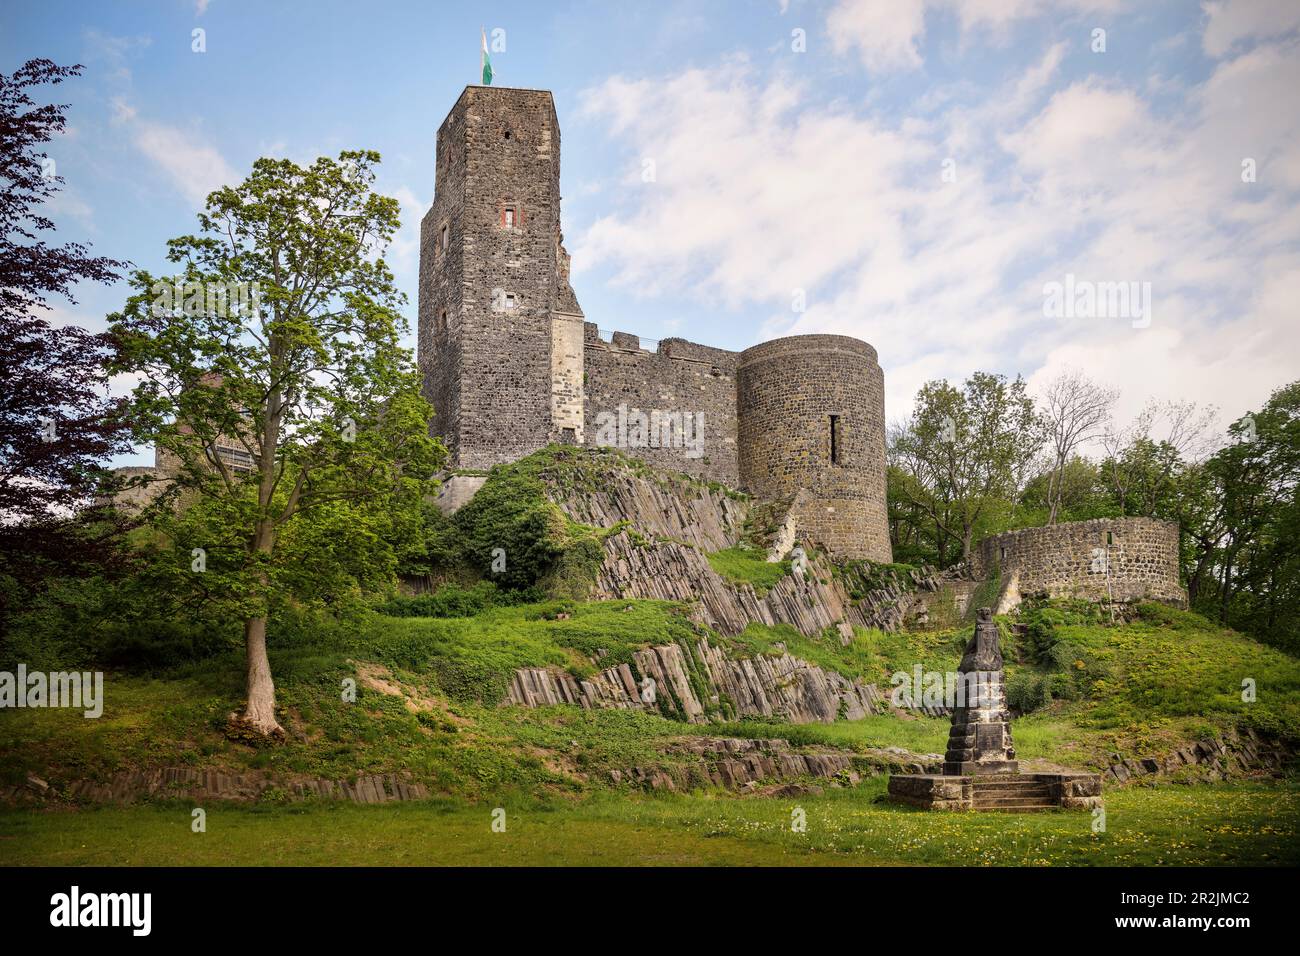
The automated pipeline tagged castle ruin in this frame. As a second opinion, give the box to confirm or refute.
[418,86,891,561]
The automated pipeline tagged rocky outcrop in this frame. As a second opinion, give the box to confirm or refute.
[549,464,747,553]
[613,737,857,792]
[595,530,867,638]
[505,637,890,724]
[1102,727,1294,785]
[610,736,944,793]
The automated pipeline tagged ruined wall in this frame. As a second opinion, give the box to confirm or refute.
[737,335,891,562]
[971,517,1186,606]
[582,326,739,484]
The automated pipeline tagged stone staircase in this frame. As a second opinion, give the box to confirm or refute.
[970,774,1058,812]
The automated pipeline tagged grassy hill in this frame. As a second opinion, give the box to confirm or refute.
[4,589,1298,867]
[2,596,1296,801]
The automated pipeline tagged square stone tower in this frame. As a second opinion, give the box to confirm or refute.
[418,86,584,470]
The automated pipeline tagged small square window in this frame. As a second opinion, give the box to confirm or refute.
[504,294,516,309]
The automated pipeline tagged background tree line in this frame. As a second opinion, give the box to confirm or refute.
[888,367,1300,652]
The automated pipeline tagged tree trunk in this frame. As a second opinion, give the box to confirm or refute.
[243,613,283,735]
[1047,466,1061,525]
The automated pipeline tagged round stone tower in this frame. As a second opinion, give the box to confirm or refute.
[737,334,891,562]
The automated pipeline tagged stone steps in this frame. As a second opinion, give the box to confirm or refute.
[970,776,1056,811]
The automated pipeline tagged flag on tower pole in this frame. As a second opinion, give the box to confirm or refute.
[481,28,493,85]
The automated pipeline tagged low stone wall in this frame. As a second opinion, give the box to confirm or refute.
[3,768,431,806]
[614,737,942,793]
[972,517,1186,607]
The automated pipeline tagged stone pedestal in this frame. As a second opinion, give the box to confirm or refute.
[942,607,1018,775]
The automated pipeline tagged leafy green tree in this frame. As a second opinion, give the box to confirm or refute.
[1203,384,1300,646]
[891,372,1045,562]
[1018,457,1115,525]
[109,151,444,736]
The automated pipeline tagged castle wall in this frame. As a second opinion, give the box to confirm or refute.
[417,95,467,463]
[737,335,891,562]
[582,326,740,484]
[551,313,585,443]
[971,517,1186,605]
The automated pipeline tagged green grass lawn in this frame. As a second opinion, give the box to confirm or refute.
[2,778,1295,867]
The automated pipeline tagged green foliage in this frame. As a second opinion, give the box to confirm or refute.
[833,559,918,600]
[376,581,543,618]
[396,502,463,579]
[453,467,568,589]
[890,371,1047,566]
[1005,671,1052,713]
[706,546,791,594]
[101,148,446,727]
[445,445,675,599]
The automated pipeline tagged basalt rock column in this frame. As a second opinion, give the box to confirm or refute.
[943,607,1018,775]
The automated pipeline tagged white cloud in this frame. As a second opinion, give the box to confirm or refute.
[111,98,238,208]
[825,0,1122,72]
[572,23,1300,427]
[1201,0,1300,57]
[827,0,927,71]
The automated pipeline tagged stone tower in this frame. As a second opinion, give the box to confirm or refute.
[419,87,892,562]
[418,86,584,470]
[737,336,891,562]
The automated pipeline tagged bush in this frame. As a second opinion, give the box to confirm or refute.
[92,619,239,670]
[1006,671,1050,713]
[453,466,569,590]
[376,581,543,618]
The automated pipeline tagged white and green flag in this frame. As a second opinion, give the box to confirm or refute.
[481,28,493,85]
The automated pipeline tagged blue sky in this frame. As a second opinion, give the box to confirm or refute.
[4,0,1298,466]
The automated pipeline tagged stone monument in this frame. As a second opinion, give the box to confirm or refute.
[943,608,1018,775]
[888,607,1103,812]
